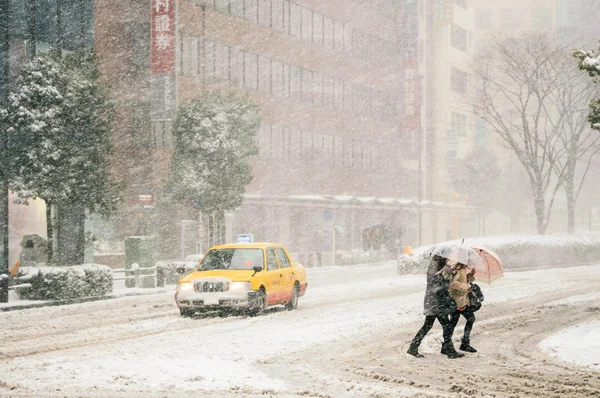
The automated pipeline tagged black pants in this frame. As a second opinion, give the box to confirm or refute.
[410,313,456,347]
[450,309,476,344]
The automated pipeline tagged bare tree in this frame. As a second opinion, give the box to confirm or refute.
[472,32,599,234]
[548,53,600,233]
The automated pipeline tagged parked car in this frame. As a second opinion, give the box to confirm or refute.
[175,243,308,317]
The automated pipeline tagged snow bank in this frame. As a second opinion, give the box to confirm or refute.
[539,319,600,370]
[397,235,600,275]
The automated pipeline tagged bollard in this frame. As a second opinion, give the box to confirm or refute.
[130,263,140,288]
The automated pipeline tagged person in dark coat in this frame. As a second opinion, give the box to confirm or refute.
[450,269,483,353]
[407,254,464,359]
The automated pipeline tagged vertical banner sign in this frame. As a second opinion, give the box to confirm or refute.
[152,0,175,73]
[151,0,176,142]
[438,0,453,24]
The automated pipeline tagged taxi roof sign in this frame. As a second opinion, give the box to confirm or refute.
[236,234,254,243]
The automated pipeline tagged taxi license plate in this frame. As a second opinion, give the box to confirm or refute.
[204,297,219,306]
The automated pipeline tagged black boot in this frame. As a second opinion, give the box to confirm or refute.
[407,343,424,358]
[441,342,464,359]
[460,339,477,353]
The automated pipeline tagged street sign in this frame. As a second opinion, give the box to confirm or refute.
[190,200,201,210]
[236,234,254,243]
[323,209,333,221]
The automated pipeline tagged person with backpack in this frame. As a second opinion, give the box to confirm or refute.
[449,268,484,353]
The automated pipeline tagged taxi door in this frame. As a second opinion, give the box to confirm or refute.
[265,248,283,305]
[274,247,294,302]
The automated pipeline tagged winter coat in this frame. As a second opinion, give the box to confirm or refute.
[423,258,457,316]
[448,267,471,310]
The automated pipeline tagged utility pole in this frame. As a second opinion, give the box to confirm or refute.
[0,0,10,303]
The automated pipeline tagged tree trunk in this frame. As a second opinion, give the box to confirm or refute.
[45,200,53,262]
[565,180,576,234]
[533,185,547,235]
[56,203,86,266]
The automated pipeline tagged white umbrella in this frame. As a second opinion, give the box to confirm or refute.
[429,243,484,269]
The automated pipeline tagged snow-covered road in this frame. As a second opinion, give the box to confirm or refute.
[1,262,599,397]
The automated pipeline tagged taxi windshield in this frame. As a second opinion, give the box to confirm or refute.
[199,248,264,271]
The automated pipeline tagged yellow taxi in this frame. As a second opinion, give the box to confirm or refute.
[175,243,307,317]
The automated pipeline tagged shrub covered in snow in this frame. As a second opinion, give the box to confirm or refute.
[155,261,197,285]
[397,235,600,275]
[16,264,113,301]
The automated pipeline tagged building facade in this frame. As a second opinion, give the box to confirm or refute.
[92,0,481,260]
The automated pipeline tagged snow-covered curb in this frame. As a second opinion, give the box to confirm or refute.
[538,319,600,370]
[397,235,600,275]
[0,284,176,312]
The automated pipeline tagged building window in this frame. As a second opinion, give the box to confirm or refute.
[290,128,302,157]
[334,79,344,109]
[455,0,468,9]
[290,65,302,100]
[475,9,492,30]
[258,55,271,93]
[312,71,323,105]
[289,2,302,38]
[244,52,258,90]
[447,129,457,159]
[302,129,312,153]
[272,60,284,96]
[476,117,487,146]
[531,8,552,29]
[501,9,521,30]
[323,17,334,50]
[231,1,244,18]
[451,67,468,94]
[230,46,244,87]
[313,12,324,45]
[301,69,313,102]
[451,112,467,137]
[282,0,291,33]
[301,7,313,42]
[245,0,258,24]
[451,24,468,52]
[258,0,271,28]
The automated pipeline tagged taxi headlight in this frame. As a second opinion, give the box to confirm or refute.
[229,281,252,292]
[177,282,193,292]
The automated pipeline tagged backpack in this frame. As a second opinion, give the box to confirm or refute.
[468,283,484,312]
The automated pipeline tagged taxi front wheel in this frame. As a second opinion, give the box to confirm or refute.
[248,289,266,317]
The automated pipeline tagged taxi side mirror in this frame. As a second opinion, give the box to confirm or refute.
[252,266,263,276]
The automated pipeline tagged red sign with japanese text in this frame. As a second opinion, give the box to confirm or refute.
[402,60,420,131]
[151,0,175,73]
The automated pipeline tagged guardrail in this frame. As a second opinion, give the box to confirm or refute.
[113,266,163,288]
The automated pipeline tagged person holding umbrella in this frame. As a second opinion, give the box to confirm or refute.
[449,268,484,353]
[407,253,465,359]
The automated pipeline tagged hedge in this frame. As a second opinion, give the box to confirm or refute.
[397,235,600,275]
[155,261,197,285]
[16,264,113,301]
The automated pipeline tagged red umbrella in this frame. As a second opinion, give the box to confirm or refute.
[468,243,504,284]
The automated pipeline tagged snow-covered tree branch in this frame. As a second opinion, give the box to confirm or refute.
[166,91,260,214]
